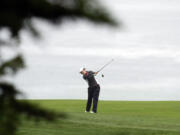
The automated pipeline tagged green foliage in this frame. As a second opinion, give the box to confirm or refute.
[0,82,66,135]
[0,83,20,135]
[0,0,117,38]
[0,55,25,76]
[0,0,117,135]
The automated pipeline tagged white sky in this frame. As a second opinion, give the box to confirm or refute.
[9,0,180,100]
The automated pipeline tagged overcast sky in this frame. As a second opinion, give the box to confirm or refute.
[8,0,180,100]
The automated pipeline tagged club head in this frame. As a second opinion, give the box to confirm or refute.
[101,74,104,77]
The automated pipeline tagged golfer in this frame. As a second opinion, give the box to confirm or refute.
[80,67,100,113]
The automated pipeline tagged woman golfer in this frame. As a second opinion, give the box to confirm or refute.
[80,67,100,113]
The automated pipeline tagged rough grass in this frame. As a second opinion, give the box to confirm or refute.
[17,100,180,135]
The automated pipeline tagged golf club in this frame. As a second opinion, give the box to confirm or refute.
[97,59,114,77]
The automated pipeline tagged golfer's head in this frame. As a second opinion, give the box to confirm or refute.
[80,67,86,75]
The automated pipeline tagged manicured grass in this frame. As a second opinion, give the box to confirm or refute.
[17,100,180,135]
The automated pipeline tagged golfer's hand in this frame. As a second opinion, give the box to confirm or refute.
[94,72,98,76]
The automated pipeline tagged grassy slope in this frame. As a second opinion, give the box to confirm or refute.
[18,100,180,135]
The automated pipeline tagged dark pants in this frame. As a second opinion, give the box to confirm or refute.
[86,85,100,113]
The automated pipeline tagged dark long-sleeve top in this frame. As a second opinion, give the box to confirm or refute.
[83,71,98,87]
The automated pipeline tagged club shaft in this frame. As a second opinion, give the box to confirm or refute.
[97,59,114,73]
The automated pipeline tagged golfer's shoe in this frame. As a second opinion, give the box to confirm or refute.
[85,110,89,113]
[90,111,96,114]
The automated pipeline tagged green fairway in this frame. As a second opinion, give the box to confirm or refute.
[17,100,180,135]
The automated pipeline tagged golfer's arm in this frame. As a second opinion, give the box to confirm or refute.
[94,72,98,76]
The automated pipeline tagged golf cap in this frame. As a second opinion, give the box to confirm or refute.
[79,67,85,73]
